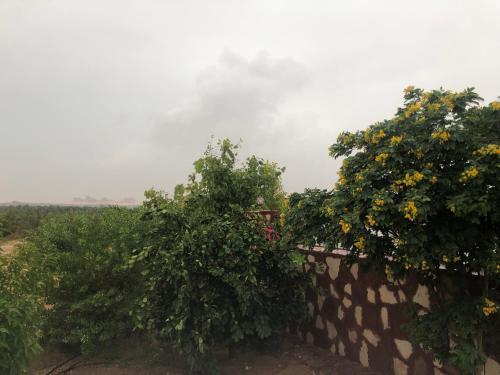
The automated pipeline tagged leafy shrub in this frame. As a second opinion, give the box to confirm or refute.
[323,87,499,374]
[282,189,333,250]
[28,207,145,354]
[0,246,45,374]
[134,140,309,373]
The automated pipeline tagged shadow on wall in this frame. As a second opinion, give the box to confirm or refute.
[298,249,500,375]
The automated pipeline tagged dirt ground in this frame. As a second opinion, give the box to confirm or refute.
[30,336,379,375]
[0,238,23,255]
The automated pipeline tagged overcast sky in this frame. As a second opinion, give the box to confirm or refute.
[1,0,499,203]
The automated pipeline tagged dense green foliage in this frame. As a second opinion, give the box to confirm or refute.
[320,87,499,374]
[27,207,145,354]
[0,247,46,374]
[0,205,96,238]
[282,189,333,250]
[133,140,309,373]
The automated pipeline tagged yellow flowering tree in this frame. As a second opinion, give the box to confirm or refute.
[325,87,500,374]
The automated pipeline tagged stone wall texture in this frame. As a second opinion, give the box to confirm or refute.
[299,250,500,375]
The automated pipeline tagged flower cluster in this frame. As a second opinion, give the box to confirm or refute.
[404,102,422,118]
[375,152,389,165]
[459,166,479,182]
[431,130,450,143]
[373,199,385,211]
[428,102,441,112]
[354,236,365,250]
[390,135,403,145]
[337,171,346,185]
[365,214,377,227]
[483,298,498,317]
[403,85,415,95]
[339,219,351,234]
[365,129,386,144]
[489,101,500,110]
[440,93,456,111]
[442,255,460,263]
[403,201,418,221]
[394,171,424,188]
[474,144,500,156]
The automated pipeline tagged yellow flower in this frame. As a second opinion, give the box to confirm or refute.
[390,135,403,145]
[459,166,479,182]
[394,238,406,247]
[415,148,424,159]
[404,85,415,95]
[430,176,438,184]
[279,213,285,226]
[440,94,456,111]
[483,298,498,317]
[373,199,385,211]
[325,207,334,217]
[401,171,424,187]
[339,219,351,234]
[403,201,418,221]
[369,129,386,144]
[428,103,441,112]
[431,130,450,144]
[474,144,500,156]
[337,171,347,185]
[354,236,366,250]
[355,173,364,182]
[365,214,377,227]
[375,152,389,165]
[404,102,422,118]
[282,198,289,209]
[425,162,433,169]
[490,101,500,110]
[338,132,355,145]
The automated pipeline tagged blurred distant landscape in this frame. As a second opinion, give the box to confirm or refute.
[0,196,139,207]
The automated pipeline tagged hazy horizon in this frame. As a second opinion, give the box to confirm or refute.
[2,1,500,203]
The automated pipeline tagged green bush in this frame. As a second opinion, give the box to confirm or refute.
[28,207,145,354]
[282,189,333,250]
[0,247,45,374]
[134,140,309,373]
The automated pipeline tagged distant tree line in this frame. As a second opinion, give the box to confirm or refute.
[0,205,98,238]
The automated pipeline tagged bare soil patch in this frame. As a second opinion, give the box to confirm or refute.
[30,336,379,375]
[0,238,23,255]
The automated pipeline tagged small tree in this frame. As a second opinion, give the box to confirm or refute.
[134,140,309,373]
[28,207,145,354]
[324,87,499,374]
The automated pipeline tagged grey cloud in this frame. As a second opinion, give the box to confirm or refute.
[155,50,308,143]
[152,51,310,161]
